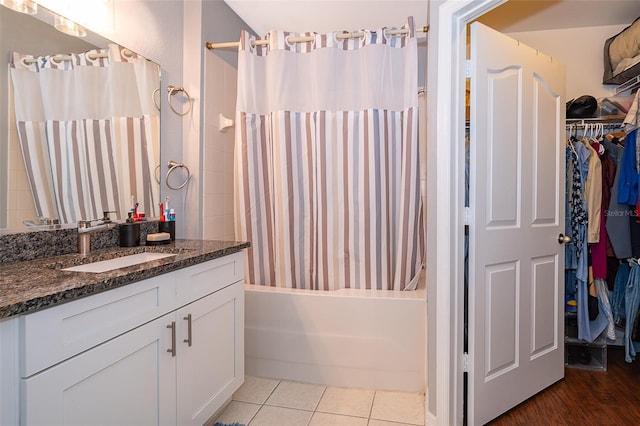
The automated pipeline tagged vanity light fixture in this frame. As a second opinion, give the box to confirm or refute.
[0,0,37,14]
[54,15,87,37]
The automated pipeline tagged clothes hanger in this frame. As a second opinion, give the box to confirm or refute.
[596,123,605,155]
[566,124,573,146]
[580,123,591,146]
[566,124,578,157]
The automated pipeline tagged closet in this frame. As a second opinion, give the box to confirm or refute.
[477,3,640,372]
[444,2,640,424]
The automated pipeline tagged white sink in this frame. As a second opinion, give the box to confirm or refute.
[62,252,176,273]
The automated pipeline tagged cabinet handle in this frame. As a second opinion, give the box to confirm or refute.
[167,321,176,357]
[183,313,192,347]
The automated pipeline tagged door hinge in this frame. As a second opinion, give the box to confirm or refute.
[465,59,471,79]
[462,352,470,373]
[464,207,472,226]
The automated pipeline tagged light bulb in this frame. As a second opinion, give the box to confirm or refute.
[0,0,38,14]
[54,15,87,38]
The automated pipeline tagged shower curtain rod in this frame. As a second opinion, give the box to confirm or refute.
[206,25,429,50]
[21,51,109,65]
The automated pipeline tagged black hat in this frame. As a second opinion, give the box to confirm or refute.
[566,95,598,119]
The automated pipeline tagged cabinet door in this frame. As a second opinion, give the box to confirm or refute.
[176,281,244,426]
[22,314,177,426]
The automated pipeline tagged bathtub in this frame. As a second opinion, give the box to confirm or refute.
[244,273,426,393]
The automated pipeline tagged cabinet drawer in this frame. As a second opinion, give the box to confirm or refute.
[175,252,244,307]
[20,273,176,378]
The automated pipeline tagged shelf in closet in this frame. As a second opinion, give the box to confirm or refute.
[565,340,608,371]
[615,74,640,94]
[564,312,608,371]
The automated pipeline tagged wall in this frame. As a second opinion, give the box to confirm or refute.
[192,0,254,240]
[505,24,627,100]
[202,52,236,241]
[58,0,252,239]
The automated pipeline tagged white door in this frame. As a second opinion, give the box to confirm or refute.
[467,22,566,425]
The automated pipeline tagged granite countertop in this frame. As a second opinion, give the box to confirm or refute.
[0,239,249,319]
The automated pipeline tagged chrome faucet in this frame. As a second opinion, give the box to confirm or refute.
[77,212,115,256]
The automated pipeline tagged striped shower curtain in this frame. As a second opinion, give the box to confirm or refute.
[8,44,159,223]
[235,18,424,291]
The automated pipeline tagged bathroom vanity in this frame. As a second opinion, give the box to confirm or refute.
[0,238,248,426]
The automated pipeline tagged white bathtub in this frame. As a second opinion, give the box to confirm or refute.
[244,273,426,392]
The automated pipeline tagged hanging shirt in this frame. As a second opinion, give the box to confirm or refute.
[619,129,638,206]
[565,146,578,270]
[591,146,616,279]
[583,139,602,243]
[604,139,632,259]
[569,142,589,283]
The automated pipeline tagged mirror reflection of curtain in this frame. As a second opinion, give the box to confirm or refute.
[8,44,159,223]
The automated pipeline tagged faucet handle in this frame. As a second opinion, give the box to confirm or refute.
[78,218,101,228]
[102,211,116,222]
[78,220,92,229]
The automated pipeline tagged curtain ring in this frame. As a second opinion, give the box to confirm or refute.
[166,160,191,190]
[167,85,192,116]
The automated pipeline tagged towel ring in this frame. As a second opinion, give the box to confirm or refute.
[167,85,192,116]
[166,160,191,190]
[154,164,161,184]
[152,88,161,111]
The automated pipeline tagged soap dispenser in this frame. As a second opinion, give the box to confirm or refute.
[119,212,140,247]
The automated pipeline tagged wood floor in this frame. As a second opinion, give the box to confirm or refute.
[488,346,640,426]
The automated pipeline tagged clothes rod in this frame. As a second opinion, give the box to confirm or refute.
[565,121,624,129]
[206,25,429,50]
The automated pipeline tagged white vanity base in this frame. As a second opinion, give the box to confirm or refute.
[1,252,245,426]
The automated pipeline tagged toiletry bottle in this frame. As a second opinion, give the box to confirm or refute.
[169,209,176,221]
[119,212,140,247]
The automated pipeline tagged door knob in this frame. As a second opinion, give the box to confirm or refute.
[558,234,572,244]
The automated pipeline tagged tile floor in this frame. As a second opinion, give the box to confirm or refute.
[211,376,425,426]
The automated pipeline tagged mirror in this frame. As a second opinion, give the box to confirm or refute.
[1,4,161,230]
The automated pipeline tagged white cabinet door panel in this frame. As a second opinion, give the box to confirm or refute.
[22,314,177,426]
[176,281,244,426]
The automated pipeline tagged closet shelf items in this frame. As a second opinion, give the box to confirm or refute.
[602,16,640,88]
